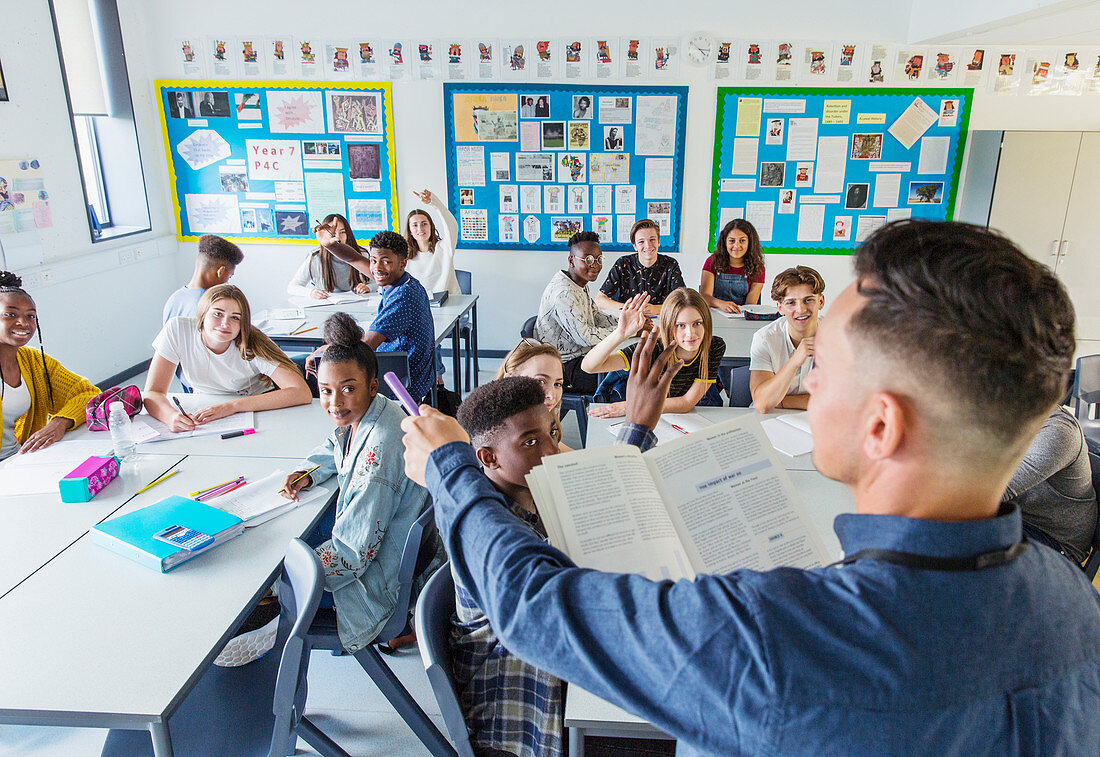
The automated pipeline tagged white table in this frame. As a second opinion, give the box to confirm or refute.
[564,468,855,753]
[0,449,336,755]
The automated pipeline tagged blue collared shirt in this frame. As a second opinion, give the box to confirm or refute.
[425,438,1100,755]
[372,271,434,403]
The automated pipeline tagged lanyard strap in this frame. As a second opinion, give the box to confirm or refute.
[828,541,1029,572]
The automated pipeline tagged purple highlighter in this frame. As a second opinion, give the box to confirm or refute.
[384,371,421,416]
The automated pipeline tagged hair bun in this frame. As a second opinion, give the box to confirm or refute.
[322,311,365,348]
[0,271,23,288]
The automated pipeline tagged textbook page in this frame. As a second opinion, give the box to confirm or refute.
[528,445,695,581]
[644,416,830,574]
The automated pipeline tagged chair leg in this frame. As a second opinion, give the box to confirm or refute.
[463,334,472,393]
[575,408,588,447]
[353,647,457,757]
[297,715,352,757]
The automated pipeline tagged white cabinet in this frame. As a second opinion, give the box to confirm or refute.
[989,131,1100,343]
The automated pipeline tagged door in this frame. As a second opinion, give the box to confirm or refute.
[1055,132,1100,342]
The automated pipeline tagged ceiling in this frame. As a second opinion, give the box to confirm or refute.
[926,1,1100,45]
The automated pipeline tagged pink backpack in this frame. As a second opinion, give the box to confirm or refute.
[85,385,143,431]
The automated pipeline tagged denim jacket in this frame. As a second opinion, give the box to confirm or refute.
[299,393,432,651]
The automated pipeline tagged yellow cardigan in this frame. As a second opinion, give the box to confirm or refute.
[1,347,101,444]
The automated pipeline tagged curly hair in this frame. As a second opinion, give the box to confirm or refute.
[405,209,440,260]
[320,312,378,381]
[496,340,565,442]
[198,234,244,268]
[770,266,825,302]
[568,230,600,248]
[369,230,409,259]
[457,376,547,447]
[0,271,53,407]
[709,219,764,282]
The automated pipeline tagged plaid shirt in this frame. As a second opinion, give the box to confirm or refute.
[450,500,563,757]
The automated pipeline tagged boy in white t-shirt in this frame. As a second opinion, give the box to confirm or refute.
[749,266,825,413]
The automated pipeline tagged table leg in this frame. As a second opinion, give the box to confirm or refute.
[471,301,480,388]
[149,721,174,757]
[569,726,584,757]
[451,326,462,397]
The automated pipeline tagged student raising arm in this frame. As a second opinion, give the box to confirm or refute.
[144,285,311,431]
[583,288,724,418]
[404,189,461,296]
[0,272,100,458]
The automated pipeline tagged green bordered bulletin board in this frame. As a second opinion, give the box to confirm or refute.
[709,87,972,254]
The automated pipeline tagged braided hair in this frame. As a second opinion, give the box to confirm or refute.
[0,271,53,407]
[320,312,378,382]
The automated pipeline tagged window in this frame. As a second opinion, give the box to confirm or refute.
[50,0,150,241]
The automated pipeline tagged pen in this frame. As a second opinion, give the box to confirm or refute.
[670,423,687,433]
[292,326,318,335]
[281,464,321,494]
[384,371,421,416]
[188,476,245,497]
[220,429,256,440]
[172,396,195,422]
[135,469,179,495]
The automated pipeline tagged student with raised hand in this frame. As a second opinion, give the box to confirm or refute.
[1002,406,1098,564]
[287,213,371,300]
[145,284,311,431]
[450,376,564,757]
[313,224,436,403]
[700,218,765,314]
[749,265,825,413]
[281,312,435,653]
[496,338,571,450]
[401,220,1100,755]
[163,234,244,322]
[0,272,100,459]
[534,231,616,395]
[405,189,460,297]
[583,287,724,418]
[594,218,685,318]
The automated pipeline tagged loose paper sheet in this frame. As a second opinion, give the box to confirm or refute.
[872,173,901,208]
[813,137,848,194]
[917,136,950,174]
[887,97,938,150]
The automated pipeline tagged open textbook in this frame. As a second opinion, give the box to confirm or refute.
[528,415,830,581]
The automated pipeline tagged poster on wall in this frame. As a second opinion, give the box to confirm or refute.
[157,80,399,242]
[0,158,52,236]
[0,58,7,101]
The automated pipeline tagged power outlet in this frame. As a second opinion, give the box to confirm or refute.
[40,269,54,284]
[118,248,136,265]
[133,245,148,261]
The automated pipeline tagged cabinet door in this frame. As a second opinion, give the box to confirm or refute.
[1055,132,1100,341]
[988,131,1081,265]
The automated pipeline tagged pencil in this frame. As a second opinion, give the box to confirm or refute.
[189,476,245,497]
[292,326,318,335]
[202,480,247,500]
[281,464,321,494]
[135,469,179,495]
[196,478,247,501]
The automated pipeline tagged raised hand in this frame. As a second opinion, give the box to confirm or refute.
[617,293,652,338]
[414,189,433,204]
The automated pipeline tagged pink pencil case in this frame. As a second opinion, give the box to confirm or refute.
[59,455,120,502]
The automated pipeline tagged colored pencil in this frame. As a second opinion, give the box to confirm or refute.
[189,476,244,498]
[280,465,321,494]
[135,469,179,495]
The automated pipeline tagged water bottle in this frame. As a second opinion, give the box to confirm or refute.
[108,401,135,461]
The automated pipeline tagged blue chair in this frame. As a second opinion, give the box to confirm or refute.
[717,358,752,408]
[1073,356,1100,455]
[414,565,476,757]
[268,508,452,757]
[1083,453,1100,581]
[455,270,479,392]
[376,351,410,400]
[519,316,590,447]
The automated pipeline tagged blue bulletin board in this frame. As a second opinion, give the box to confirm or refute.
[443,83,688,252]
[709,87,972,254]
[156,80,398,243]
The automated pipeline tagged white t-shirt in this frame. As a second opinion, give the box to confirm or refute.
[749,316,816,396]
[404,195,460,296]
[153,317,279,397]
[1,378,32,460]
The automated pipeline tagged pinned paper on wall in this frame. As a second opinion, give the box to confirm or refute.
[267,90,324,133]
[177,130,231,171]
[185,194,242,234]
[347,198,387,231]
[887,97,938,150]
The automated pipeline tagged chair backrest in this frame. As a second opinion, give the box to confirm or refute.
[455,269,472,296]
[414,565,476,757]
[520,315,537,339]
[375,351,410,400]
[729,366,752,408]
[1075,355,1100,417]
[1083,453,1100,580]
[270,538,326,730]
[377,505,442,642]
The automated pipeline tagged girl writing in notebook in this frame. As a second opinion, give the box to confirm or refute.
[404,188,461,296]
[496,338,571,451]
[286,213,371,299]
[144,285,311,431]
[0,271,100,459]
[280,313,435,653]
[700,218,766,314]
[582,287,725,418]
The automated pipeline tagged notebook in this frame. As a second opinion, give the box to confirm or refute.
[211,470,328,528]
[90,495,245,572]
[760,412,814,457]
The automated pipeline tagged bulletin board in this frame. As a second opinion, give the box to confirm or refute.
[443,82,688,252]
[156,80,398,243]
[708,87,972,254]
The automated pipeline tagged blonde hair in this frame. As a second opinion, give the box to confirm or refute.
[657,288,713,381]
[196,285,298,379]
[496,339,565,442]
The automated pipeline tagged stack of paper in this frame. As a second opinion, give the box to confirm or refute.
[760,412,814,457]
[254,307,306,335]
[0,439,114,496]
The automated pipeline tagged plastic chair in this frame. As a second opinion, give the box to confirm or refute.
[376,351,410,400]
[455,270,479,392]
[717,358,752,408]
[1083,453,1100,581]
[414,565,476,757]
[1073,356,1100,454]
[519,316,590,447]
[520,315,537,339]
[269,508,453,757]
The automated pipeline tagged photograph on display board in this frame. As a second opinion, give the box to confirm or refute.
[453,91,519,140]
[603,126,623,151]
[347,143,381,179]
[328,92,381,134]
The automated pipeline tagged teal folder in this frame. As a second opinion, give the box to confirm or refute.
[90,495,245,572]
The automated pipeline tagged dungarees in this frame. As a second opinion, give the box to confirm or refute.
[713,270,750,305]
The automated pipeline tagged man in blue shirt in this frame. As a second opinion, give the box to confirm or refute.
[402,220,1100,755]
[161,234,243,322]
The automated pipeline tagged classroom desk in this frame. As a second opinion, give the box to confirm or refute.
[0,453,336,756]
[262,293,479,397]
[584,405,818,471]
[0,452,185,598]
[563,469,855,754]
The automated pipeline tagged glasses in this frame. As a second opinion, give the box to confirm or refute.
[576,255,603,265]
